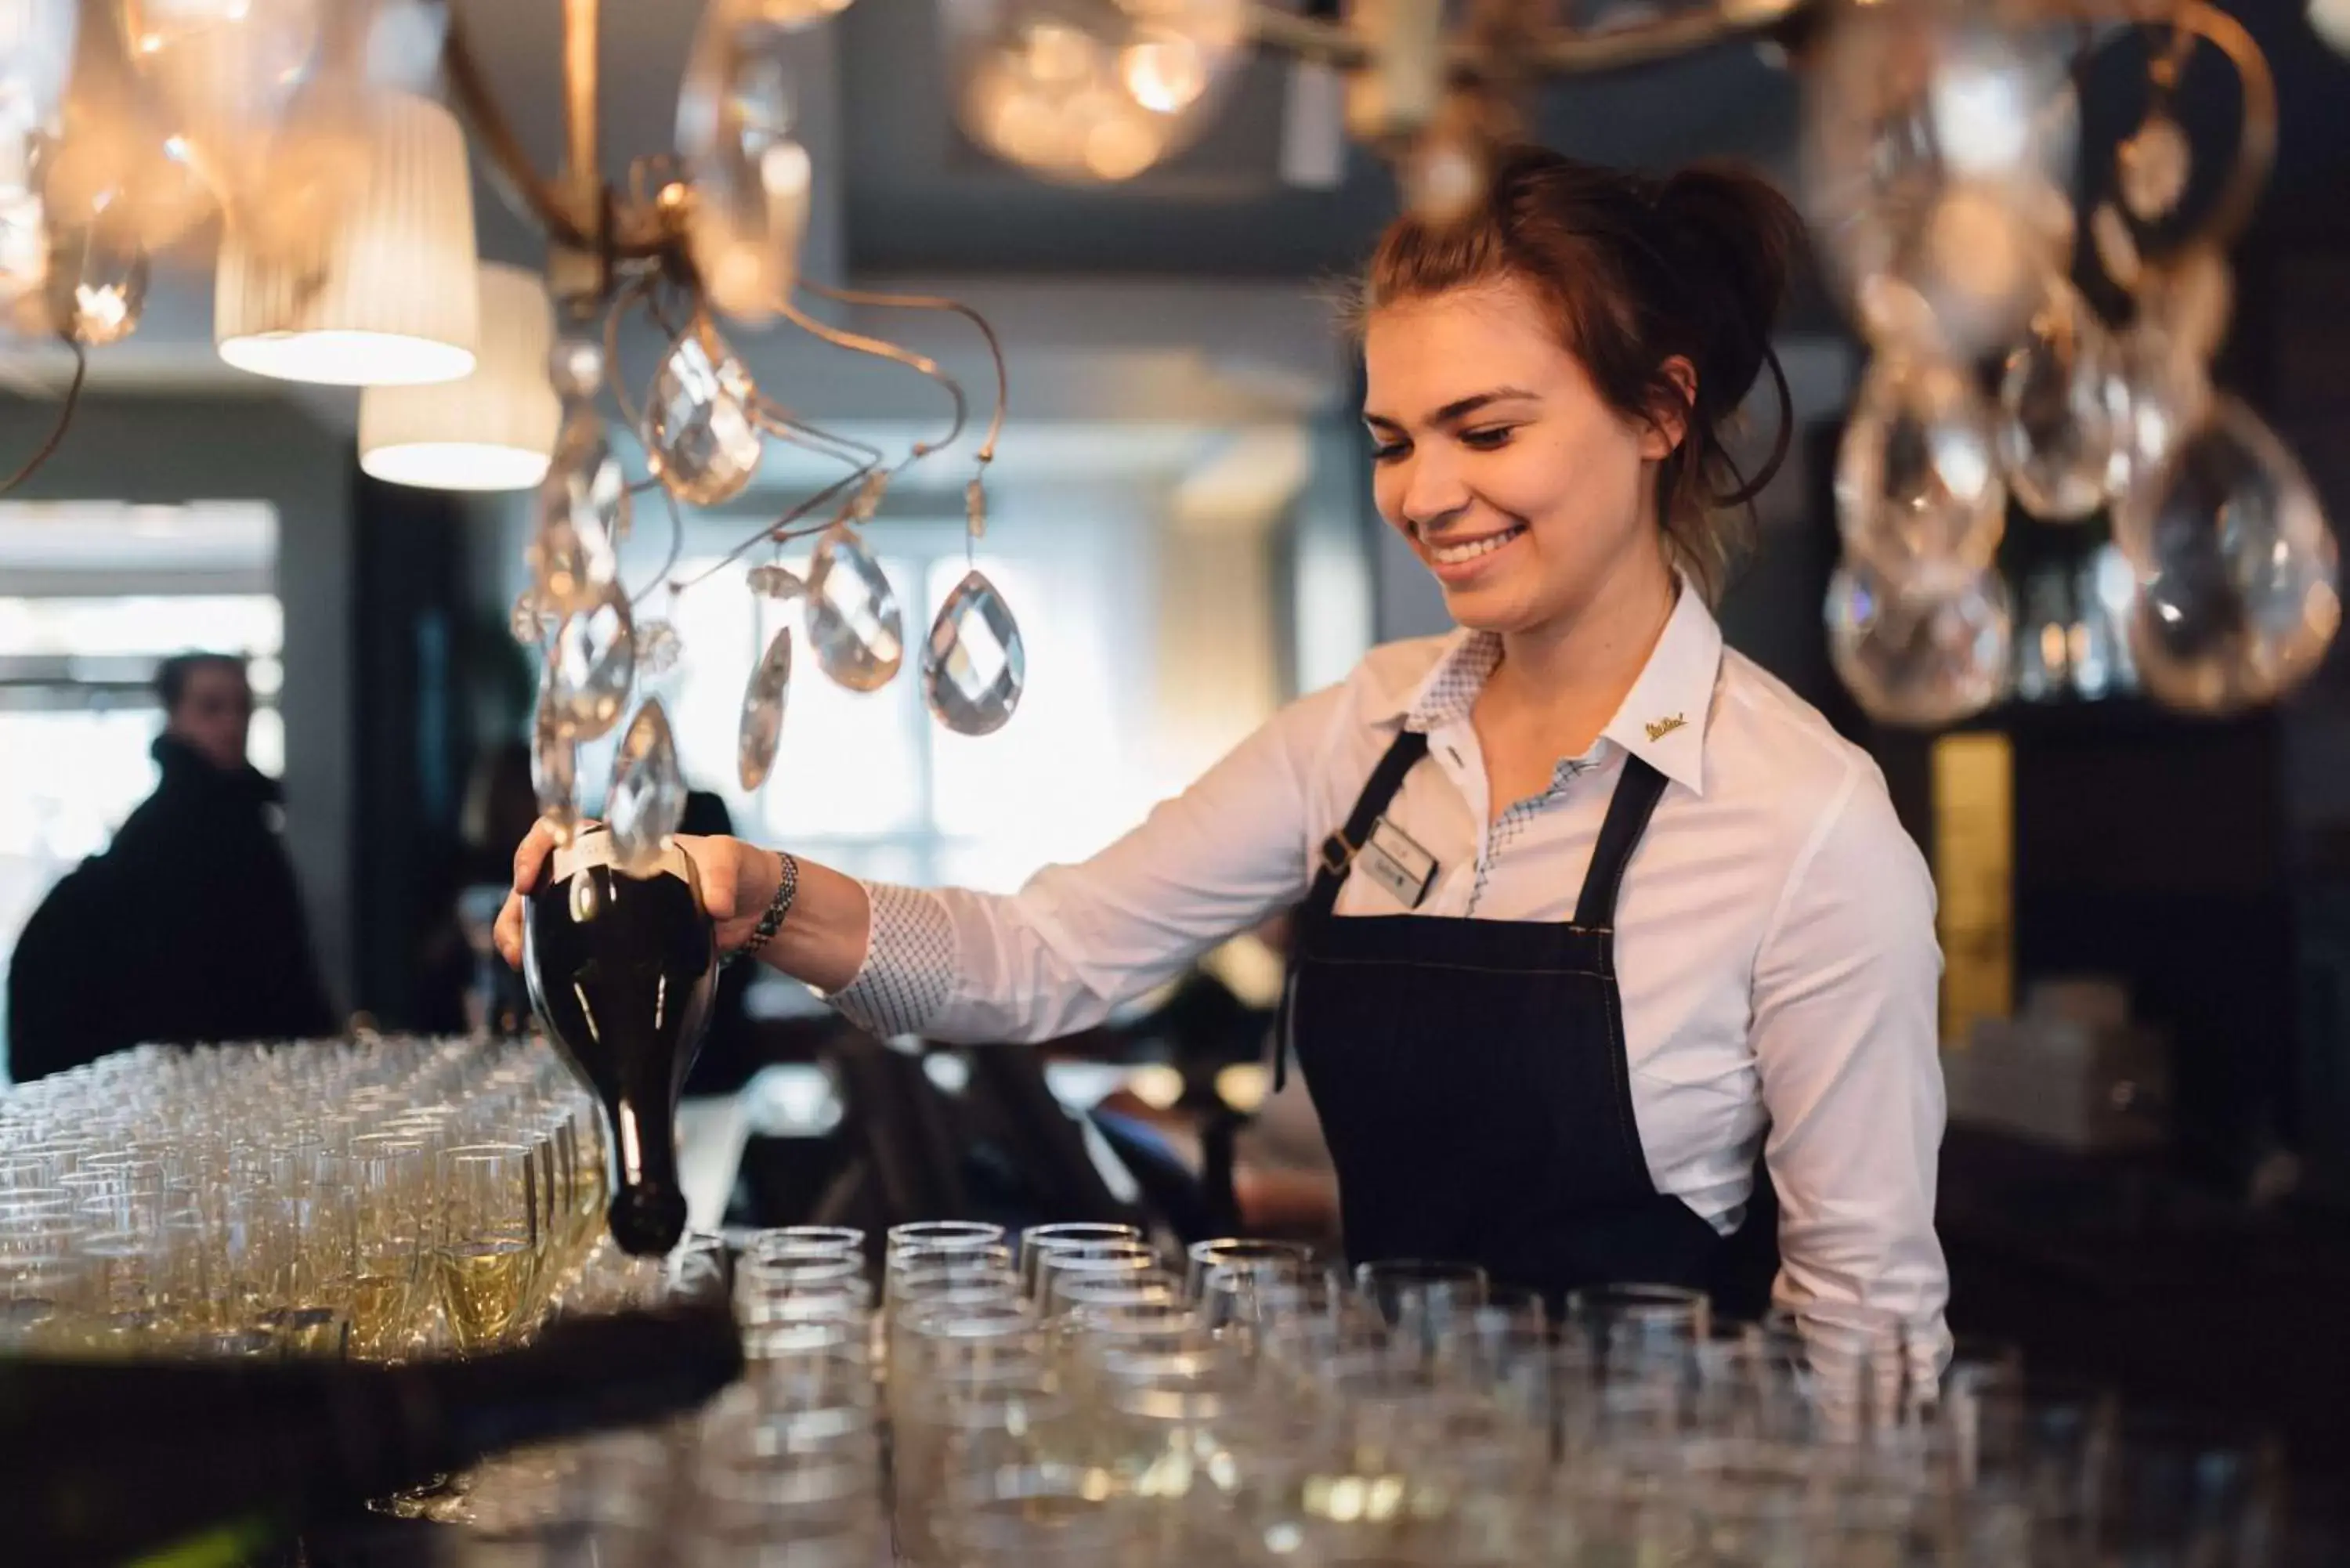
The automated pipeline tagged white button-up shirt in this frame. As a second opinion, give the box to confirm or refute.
[833,584,1950,1342]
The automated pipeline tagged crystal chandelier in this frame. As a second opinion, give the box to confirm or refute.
[0,2,2335,875]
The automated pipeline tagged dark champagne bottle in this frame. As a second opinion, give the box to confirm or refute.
[2,1302,743,1568]
[522,827,721,1256]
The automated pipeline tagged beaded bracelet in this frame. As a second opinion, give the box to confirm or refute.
[732,850,800,963]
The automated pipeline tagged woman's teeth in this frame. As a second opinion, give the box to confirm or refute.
[1429,525,1525,565]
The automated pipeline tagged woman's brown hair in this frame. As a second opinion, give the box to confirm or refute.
[1355,146,1804,603]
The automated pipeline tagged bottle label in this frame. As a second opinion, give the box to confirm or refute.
[551,829,694,888]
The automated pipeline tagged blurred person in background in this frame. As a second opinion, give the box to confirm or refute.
[6,652,334,1080]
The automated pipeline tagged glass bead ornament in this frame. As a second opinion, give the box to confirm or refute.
[607,699,688,877]
[2116,108,2191,223]
[510,588,560,648]
[939,0,1248,186]
[530,406,628,609]
[43,205,147,346]
[1996,284,2127,522]
[2117,396,2341,714]
[675,2,811,326]
[806,522,903,693]
[642,316,764,506]
[1801,0,2077,356]
[634,619,682,679]
[924,569,1027,736]
[1827,558,2014,728]
[738,625,793,792]
[544,584,637,742]
[548,334,606,402]
[531,675,580,844]
[1836,352,2007,586]
[747,563,804,601]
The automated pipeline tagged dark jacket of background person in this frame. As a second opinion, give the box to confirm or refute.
[6,735,337,1081]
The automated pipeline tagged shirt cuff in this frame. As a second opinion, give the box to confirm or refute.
[826,881,956,1039]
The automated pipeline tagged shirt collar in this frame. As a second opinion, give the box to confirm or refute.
[1600,580,1720,797]
[1379,577,1723,798]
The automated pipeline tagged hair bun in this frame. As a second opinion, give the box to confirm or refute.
[1654,164,1803,420]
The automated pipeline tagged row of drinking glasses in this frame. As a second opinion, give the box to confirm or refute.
[0,1036,612,1360]
[441,1219,2286,1567]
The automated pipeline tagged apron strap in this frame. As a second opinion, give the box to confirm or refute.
[1571,753,1671,931]
[1276,728,1430,1092]
[1302,728,1431,923]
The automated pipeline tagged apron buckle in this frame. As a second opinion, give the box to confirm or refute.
[1318,831,1358,877]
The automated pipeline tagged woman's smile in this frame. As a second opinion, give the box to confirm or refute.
[1419,520,1530,583]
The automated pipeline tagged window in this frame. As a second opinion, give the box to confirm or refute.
[0,502,284,1078]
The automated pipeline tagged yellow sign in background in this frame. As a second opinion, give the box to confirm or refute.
[1931,732,2015,1046]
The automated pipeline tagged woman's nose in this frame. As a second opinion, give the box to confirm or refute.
[1396,448,1473,533]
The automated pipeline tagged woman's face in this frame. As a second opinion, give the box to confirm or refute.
[1363,275,1681,634]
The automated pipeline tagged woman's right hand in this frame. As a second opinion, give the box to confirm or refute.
[492,819,784,969]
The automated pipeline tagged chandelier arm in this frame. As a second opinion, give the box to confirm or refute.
[603,276,659,442]
[442,4,594,251]
[1238,5,1376,68]
[671,466,875,591]
[776,296,970,463]
[749,400,887,469]
[1238,0,1805,78]
[799,280,1009,466]
[561,0,600,213]
[1514,2,1804,74]
[0,337,87,497]
[2168,0,2275,250]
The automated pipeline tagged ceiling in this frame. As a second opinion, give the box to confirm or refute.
[16,0,2350,406]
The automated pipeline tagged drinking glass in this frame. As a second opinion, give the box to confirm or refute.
[436,1143,541,1353]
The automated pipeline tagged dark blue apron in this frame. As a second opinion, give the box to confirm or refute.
[1281,728,1772,1309]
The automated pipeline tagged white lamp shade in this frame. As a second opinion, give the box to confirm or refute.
[360,262,562,491]
[215,91,479,386]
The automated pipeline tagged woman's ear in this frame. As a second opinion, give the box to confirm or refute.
[1642,356,1698,461]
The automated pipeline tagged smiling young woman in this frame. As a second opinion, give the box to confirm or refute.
[500,146,1948,1364]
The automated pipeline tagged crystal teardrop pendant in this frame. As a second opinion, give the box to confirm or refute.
[2117,397,2341,714]
[532,406,627,609]
[739,626,793,792]
[545,585,637,742]
[676,5,809,324]
[608,699,687,877]
[923,570,1026,736]
[1800,2,2076,357]
[1826,558,2014,728]
[642,316,765,506]
[531,679,579,844]
[806,525,904,692]
[634,619,682,679]
[1836,353,2007,587]
[1995,286,2126,522]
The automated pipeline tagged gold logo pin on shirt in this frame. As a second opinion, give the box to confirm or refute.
[1644,714,1687,742]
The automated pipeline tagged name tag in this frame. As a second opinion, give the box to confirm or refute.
[1358,815,1438,909]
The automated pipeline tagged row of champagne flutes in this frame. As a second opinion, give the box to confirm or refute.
[443,1218,2287,1567]
[0,1036,613,1361]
